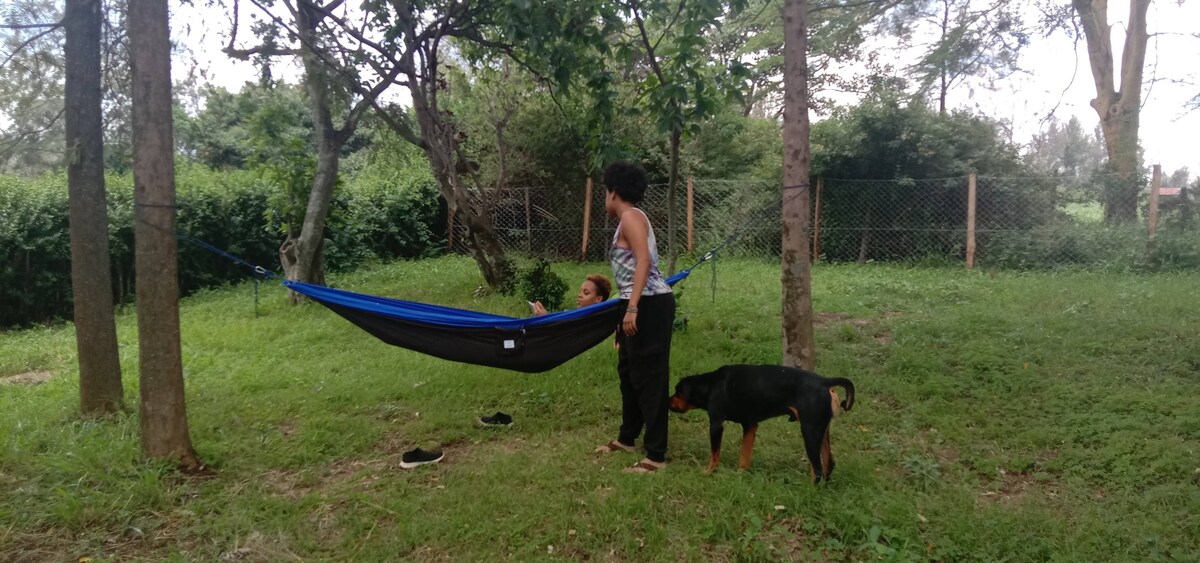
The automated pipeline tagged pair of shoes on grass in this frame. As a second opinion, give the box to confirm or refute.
[477,411,513,427]
[401,411,513,469]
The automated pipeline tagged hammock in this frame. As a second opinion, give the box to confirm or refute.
[283,271,692,373]
[176,188,792,373]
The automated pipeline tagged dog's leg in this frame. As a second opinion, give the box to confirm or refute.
[707,418,725,473]
[821,427,835,479]
[801,422,828,484]
[738,424,758,470]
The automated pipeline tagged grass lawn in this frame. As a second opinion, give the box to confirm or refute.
[2,256,1198,561]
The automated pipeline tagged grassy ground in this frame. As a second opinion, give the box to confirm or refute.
[1,256,1198,561]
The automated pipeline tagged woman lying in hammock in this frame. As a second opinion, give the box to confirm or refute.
[476,274,615,428]
[529,274,613,316]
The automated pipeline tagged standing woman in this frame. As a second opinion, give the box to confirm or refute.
[593,161,675,473]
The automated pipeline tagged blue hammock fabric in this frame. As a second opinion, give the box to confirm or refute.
[284,270,692,373]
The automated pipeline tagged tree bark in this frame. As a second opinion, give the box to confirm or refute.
[279,1,353,301]
[1072,0,1150,224]
[666,126,681,274]
[938,0,950,115]
[781,0,815,371]
[129,0,201,470]
[65,0,123,414]
[404,42,511,288]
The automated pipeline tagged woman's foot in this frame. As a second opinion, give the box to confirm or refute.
[623,459,666,473]
[594,440,636,453]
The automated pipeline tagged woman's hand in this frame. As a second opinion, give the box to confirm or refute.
[622,310,638,336]
[531,301,548,316]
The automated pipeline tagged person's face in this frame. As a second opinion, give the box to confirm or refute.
[605,190,619,217]
[577,280,603,308]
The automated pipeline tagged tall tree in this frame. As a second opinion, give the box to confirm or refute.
[616,0,749,274]
[0,1,65,175]
[711,0,921,117]
[781,0,815,370]
[65,0,124,414]
[129,0,202,470]
[245,0,618,288]
[226,0,392,297]
[909,0,1026,114]
[1071,0,1151,224]
[0,0,134,175]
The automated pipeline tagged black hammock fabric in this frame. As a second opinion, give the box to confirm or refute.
[284,270,690,373]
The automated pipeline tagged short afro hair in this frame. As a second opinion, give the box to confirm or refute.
[603,160,648,204]
[586,274,612,301]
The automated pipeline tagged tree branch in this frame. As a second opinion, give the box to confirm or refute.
[809,0,901,15]
[0,24,63,71]
[629,0,667,83]
[0,22,61,30]
[224,0,299,59]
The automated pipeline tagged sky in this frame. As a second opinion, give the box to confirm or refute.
[171,0,1200,176]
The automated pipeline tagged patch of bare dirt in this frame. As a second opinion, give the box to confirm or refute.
[978,469,1038,505]
[814,312,854,327]
[978,456,1060,507]
[814,312,897,345]
[0,370,51,386]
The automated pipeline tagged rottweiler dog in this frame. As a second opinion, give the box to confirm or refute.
[669,364,855,482]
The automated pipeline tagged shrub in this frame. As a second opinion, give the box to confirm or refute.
[0,163,446,329]
[519,259,569,312]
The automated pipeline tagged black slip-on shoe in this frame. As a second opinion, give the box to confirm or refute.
[400,448,444,469]
[476,412,513,427]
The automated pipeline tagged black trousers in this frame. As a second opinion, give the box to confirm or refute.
[616,292,674,463]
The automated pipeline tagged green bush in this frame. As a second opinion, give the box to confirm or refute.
[977,223,1200,272]
[0,163,446,329]
[519,259,569,312]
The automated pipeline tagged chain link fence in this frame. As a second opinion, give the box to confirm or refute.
[451,173,1200,271]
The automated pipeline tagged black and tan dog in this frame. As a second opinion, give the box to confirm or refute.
[669,364,855,483]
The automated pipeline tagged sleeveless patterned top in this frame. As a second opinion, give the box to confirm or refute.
[610,208,673,299]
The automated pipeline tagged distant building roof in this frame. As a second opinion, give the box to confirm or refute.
[1159,187,1182,196]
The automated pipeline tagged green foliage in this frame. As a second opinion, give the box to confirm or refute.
[813,90,1026,179]
[812,91,1037,263]
[0,157,445,328]
[974,223,1200,272]
[519,259,569,311]
[2,259,1199,560]
[0,1,66,175]
[175,83,313,171]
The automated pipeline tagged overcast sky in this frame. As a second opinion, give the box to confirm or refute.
[172,0,1200,176]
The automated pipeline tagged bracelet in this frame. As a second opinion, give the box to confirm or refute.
[626,307,639,313]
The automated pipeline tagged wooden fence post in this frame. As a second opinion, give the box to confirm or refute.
[687,176,694,255]
[524,186,532,252]
[1148,164,1162,238]
[581,177,593,260]
[813,177,823,262]
[966,173,976,269]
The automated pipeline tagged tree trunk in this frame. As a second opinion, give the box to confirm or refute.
[938,0,950,115]
[858,208,872,262]
[781,0,815,371]
[129,0,201,471]
[279,2,352,301]
[406,57,511,288]
[1072,0,1150,225]
[66,0,123,414]
[666,126,681,274]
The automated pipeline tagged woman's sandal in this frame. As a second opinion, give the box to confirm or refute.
[623,459,665,474]
[594,440,636,454]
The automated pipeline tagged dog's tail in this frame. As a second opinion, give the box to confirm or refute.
[825,377,855,413]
